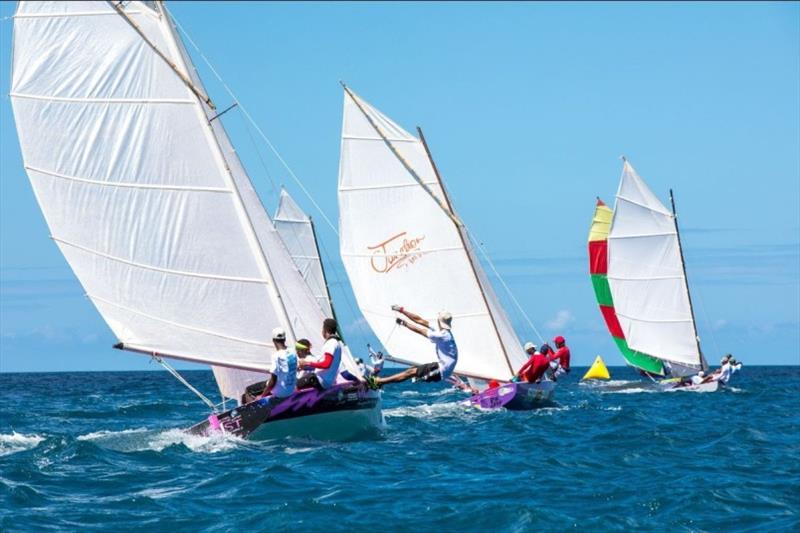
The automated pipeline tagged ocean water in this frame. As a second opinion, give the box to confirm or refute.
[1,366,798,531]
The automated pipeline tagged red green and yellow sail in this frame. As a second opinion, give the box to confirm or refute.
[588,199,664,375]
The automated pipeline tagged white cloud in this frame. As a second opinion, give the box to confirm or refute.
[545,309,575,331]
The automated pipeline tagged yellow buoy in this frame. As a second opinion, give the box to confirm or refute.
[582,355,611,380]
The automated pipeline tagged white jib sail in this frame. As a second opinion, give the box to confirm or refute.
[10,1,333,381]
[338,88,526,381]
[274,189,333,317]
[606,160,702,369]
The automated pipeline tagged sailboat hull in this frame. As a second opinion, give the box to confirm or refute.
[664,380,721,393]
[468,381,557,411]
[186,383,383,441]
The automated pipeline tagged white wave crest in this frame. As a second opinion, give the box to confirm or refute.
[0,432,45,457]
[77,427,150,442]
[384,401,467,420]
[146,428,244,453]
[76,426,244,453]
[600,387,657,394]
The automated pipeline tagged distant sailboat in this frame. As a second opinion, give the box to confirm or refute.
[336,85,555,408]
[10,0,380,438]
[588,159,718,390]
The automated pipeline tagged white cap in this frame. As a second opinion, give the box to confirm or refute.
[698,370,705,377]
[523,342,536,352]
[271,327,286,341]
[438,311,453,329]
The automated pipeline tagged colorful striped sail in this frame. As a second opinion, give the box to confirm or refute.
[588,199,664,375]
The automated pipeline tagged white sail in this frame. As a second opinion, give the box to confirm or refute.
[337,88,526,381]
[10,1,329,376]
[274,189,333,317]
[606,160,702,369]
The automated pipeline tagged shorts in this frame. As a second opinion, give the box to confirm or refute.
[414,362,442,383]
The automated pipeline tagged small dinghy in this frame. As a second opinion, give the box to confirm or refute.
[467,381,556,411]
[336,86,556,409]
[587,159,732,389]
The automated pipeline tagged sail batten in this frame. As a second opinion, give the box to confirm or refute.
[338,88,524,381]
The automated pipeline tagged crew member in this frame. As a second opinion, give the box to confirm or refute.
[515,342,549,383]
[243,327,297,404]
[297,318,343,390]
[549,335,571,380]
[372,306,458,386]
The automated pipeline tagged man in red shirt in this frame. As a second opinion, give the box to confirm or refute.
[515,342,550,383]
[549,335,571,379]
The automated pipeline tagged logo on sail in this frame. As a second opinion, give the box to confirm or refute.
[368,232,426,273]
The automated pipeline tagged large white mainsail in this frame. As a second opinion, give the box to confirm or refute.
[10,1,330,378]
[606,160,703,371]
[337,87,526,381]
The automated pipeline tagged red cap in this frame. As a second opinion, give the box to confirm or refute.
[488,379,500,389]
[554,335,565,344]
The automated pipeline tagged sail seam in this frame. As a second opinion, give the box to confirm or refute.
[28,166,233,193]
[614,311,694,324]
[607,274,684,281]
[339,181,440,192]
[616,194,673,215]
[343,135,416,143]
[14,11,141,19]
[10,92,194,104]
[608,231,676,239]
[53,237,269,284]
[89,294,273,348]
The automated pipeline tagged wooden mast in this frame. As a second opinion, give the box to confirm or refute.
[416,126,515,377]
[669,189,707,371]
[308,214,344,341]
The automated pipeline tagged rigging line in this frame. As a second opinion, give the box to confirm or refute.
[165,6,339,235]
[315,227,373,342]
[465,229,545,345]
[152,355,218,411]
[236,107,278,200]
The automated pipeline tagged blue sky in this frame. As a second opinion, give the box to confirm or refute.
[1,1,798,372]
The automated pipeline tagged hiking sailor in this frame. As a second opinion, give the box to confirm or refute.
[702,354,740,385]
[242,327,297,404]
[297,318,343,390]
[372,306,458,386]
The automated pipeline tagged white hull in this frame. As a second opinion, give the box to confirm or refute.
[667,380,721,393]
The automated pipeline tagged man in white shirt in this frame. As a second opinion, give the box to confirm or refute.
[243,327,297,404]
[373,306,458,386]
[702,354,741,385]
[690,371,706,385]
[297,318,343,390]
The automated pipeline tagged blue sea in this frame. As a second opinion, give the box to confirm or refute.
[1,366,798,531]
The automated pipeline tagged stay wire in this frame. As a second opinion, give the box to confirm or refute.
[465,229,546,345]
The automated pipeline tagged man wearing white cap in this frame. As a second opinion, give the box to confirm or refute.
[243,327,297,404]
[372,305,458,386]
